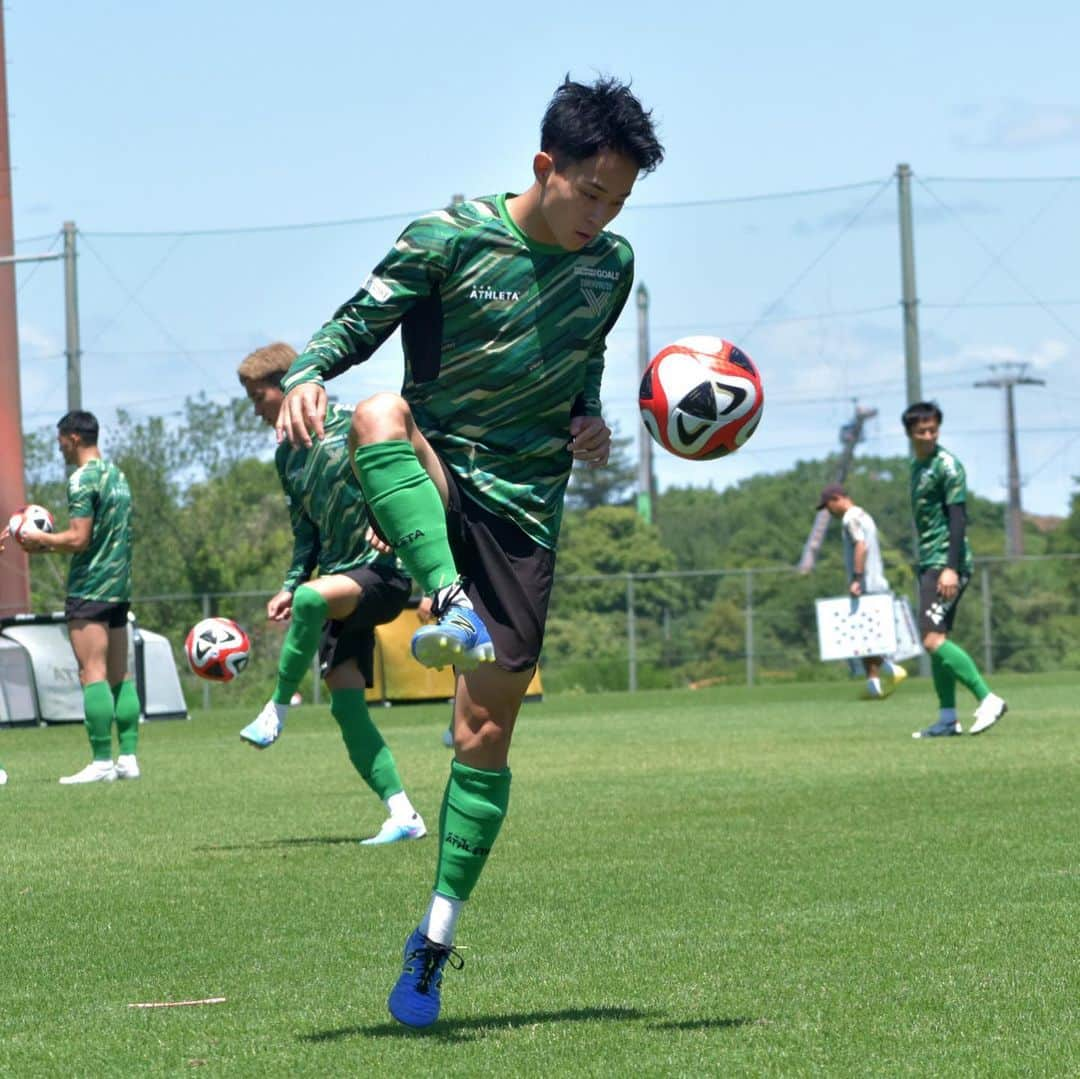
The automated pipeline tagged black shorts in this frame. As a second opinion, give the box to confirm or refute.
[317,563,411,683]
[441,461,556,673]
[917,568,971,637]
[64,598,130,628]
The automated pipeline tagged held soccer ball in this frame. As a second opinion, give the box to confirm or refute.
[638,336,764,460]
[184,617,251,683]
[8,504,56,541]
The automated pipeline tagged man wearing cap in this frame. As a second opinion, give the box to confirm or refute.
[818,484,908,699]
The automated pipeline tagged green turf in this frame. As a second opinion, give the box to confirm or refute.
[2,674,1077,1076]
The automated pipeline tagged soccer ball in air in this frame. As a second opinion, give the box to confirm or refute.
[8,504,56,541]
[638,337,764,460]
[184,617,251,682]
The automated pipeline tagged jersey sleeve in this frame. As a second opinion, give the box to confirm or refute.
[941,454,968,505]
[66,468,94,519]
[843,510,867,545]
[282,216,454,393]
[581,248,634,417]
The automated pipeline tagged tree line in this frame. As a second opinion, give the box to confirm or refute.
[21,401,1080,697]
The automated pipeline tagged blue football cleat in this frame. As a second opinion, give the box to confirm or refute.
[387,928,464,1029]
[912,718,963,739]
[411,584,495,671]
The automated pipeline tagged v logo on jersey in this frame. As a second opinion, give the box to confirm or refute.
[581,287,610,318]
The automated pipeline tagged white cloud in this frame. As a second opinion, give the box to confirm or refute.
[956,102,1080,151]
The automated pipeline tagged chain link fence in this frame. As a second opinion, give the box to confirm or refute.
[127,553,1080,704]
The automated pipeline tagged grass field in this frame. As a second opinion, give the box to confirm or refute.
[2,673,1078,1077]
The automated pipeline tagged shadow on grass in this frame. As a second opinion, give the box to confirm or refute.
[302,1007,757,1043]
[194,836,361,852]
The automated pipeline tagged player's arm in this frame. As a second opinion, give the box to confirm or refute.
[849,539,868,596]
[277,218,451,447]
[571,263,634,466]
[22,516,91,554]
[938,503,966,599]
[938,458,969,599]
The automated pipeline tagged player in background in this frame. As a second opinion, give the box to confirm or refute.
[4,411,139,782]
[817,483,908,699]
[236,343,425,845]
[904,401,1007,738]
[275,76,664,1027]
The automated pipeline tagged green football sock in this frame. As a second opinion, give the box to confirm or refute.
[930,651,957,709]
[351,440,458,594]
[273,585,327,704]
[934,639,990,702]
[434,760,512,902]
[330,688,404,801]
[112,679,141,755]
[82,681,114,761]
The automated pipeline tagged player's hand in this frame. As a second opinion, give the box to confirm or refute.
[937,567,959,601]
[365,525,393,556]
[277,383,327,448]
[416,596,434,624]
[266,590,294,622]
[849,579,863,597]
[568,415,611,467]
[16,526,47,553]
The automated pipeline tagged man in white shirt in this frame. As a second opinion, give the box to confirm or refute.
[818,484,908,699]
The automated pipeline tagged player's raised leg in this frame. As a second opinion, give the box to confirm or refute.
[241,583,329,748]
[349,395,493,672]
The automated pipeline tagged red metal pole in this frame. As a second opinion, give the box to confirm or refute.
[0,6,30,616]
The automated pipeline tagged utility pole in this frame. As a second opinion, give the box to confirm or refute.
[975,363,1045,557]
[797,403,878,573]
[896,163,922,404]
[635,282,656,524]
[63,221,82,412]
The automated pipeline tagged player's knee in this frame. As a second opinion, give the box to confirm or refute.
[350,392,410,447]
[292,584,328,623]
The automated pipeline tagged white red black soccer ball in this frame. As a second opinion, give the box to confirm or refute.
[639,336,764,460]
[184,617,251,683]
[8,504,56,541]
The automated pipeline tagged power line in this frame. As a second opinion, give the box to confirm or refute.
[78,179,894,240]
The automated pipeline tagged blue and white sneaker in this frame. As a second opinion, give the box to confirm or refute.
[912,718,963,739]
[411,582,495,671]
[240,701,284,749]
[360,813,427,846]
[388,928,464,1028]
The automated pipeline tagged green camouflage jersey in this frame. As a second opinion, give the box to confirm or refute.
[276,402,398,591]
[282,193,635,549]
[66,457,133,602]
[909,444,974,574]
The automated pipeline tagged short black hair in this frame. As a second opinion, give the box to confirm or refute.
[57,410,99,444]
[901,401,943,432]
[541,75,664,175]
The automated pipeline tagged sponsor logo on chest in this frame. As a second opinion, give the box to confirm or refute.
[469,285,521,303]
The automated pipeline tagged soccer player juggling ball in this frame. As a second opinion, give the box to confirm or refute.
[276,76,664,1027]
[236,343,426,845]
[904,401,1007,739]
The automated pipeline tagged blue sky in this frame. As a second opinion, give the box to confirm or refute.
[10,1,1080,526]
